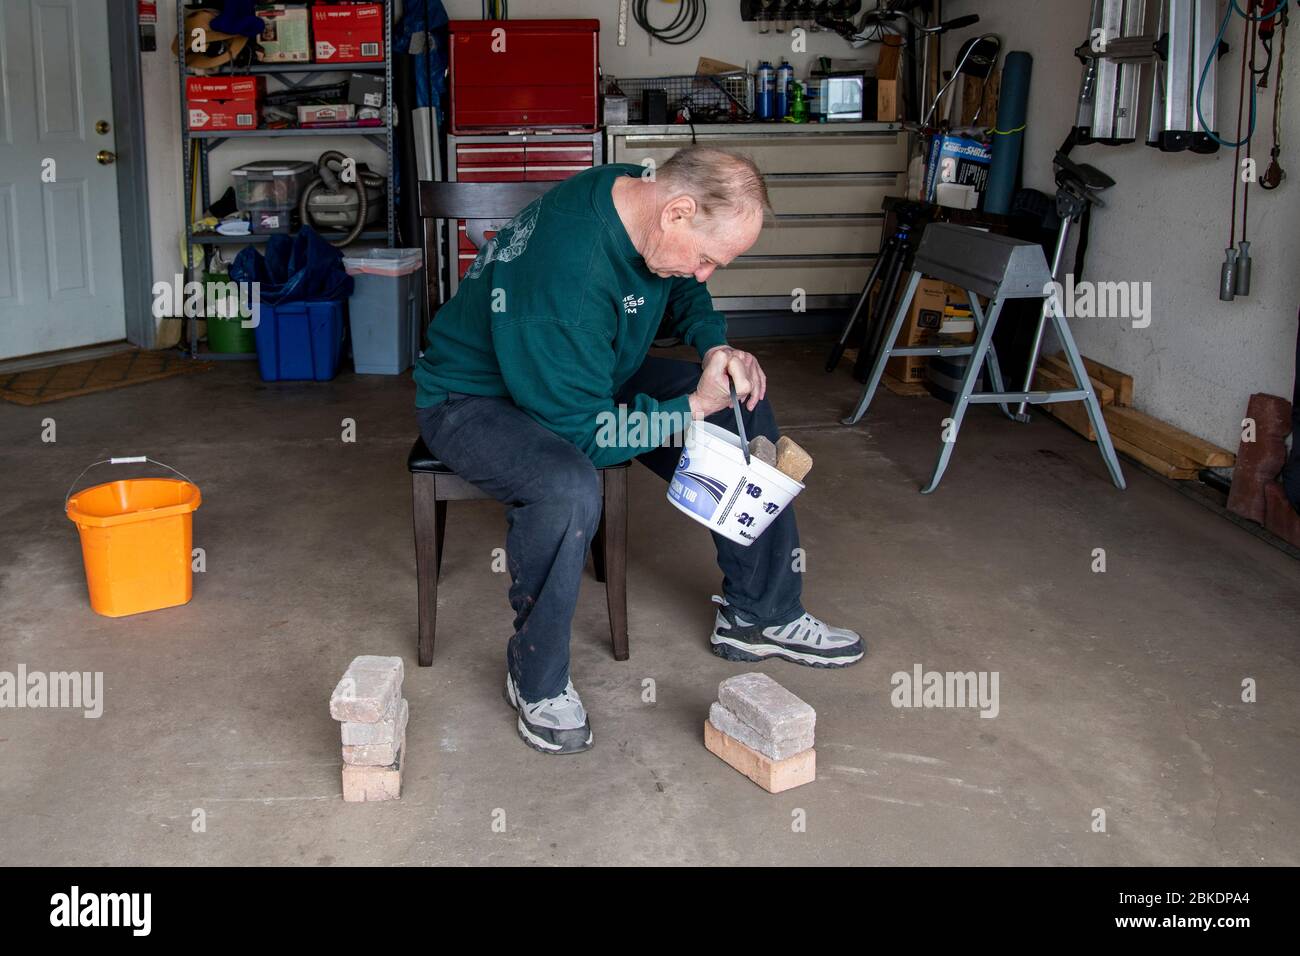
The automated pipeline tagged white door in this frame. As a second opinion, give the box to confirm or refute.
[0,0,126,359]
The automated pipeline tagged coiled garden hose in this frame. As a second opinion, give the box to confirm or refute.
[632,0,706,45]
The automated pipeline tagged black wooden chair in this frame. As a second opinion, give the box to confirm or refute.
[411,180,629,667]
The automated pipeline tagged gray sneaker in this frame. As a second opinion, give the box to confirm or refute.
[504,672,594,754]
[710,595,865,668]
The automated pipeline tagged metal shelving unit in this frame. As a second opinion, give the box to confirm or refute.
[177,0,397,359]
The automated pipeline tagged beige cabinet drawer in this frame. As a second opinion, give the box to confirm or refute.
[708,258,872,298]
[751,216,882,256]
[615,132,908,173]
[766,174,903,216]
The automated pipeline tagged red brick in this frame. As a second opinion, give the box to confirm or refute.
[341,733,405,802]
[1228,393,1291,524]
[704,720,815,794]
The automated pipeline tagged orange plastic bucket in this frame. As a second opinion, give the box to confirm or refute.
[65,458,201,617]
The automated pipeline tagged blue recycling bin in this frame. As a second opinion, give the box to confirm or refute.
[253,300,346,382]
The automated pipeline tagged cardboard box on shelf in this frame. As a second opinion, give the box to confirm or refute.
[188,101,258,130]
[347,72,386,109]
[258,5,312,63]
[187,74,262,130]
[875,38,903,121]
[313,3,384,63]
[186,76,264,101]
[297,104,356,125]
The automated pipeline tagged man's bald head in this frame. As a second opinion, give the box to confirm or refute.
[654,146,771,232]
[614,146,769,283]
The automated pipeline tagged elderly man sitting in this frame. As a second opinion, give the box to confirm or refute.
[414,147,864,755]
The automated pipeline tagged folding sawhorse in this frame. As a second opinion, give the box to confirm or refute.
[842,223,1126,494]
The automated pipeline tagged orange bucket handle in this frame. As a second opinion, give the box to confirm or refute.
[64,456,198,514]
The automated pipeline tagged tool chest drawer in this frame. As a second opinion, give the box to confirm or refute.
[706,258,877,298]
[766,174,905,216]
[454,143,527,166]
[746,216,884,257]
[447,132,603,284]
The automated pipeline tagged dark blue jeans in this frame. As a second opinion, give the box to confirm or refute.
[417,356,803,702]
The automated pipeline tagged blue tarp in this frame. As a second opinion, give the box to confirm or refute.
[395,0,450,120]
[229,226,354,305]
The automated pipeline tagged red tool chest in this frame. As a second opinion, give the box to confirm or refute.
[448,19,599,133]
[447,132,602,284]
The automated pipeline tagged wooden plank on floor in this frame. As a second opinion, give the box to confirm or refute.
[1040,354,1114,406]
[1103,405,1235,468]
[1111,434,1199,479]
[1042,398,1097,441]
[1058,352,1134,406]
[1035,365,1097,441]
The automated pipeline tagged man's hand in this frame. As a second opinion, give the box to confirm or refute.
[689,345,768,419]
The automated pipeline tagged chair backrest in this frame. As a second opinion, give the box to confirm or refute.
[418,180,559,315]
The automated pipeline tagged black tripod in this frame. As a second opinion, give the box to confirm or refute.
[825,200,931,380]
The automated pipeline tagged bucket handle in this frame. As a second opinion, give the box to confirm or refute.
[64,457,197,513]
[729,380,751,465]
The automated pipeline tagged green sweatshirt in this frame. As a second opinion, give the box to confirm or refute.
[413,163,729,467]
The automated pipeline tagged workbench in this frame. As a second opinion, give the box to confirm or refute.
[604,121,911,314]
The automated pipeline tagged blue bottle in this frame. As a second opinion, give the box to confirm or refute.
[755,61,774,120]
[776,59,794,118]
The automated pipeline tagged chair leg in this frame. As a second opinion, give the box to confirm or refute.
[601,467,629,661]
[591,509,608,583]
[434,499,447,577]
[412,474,440,667]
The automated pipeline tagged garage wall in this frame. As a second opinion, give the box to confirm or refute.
[943,0,1299,451]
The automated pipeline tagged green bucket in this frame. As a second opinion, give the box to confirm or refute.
[206,316,256,354]
[202,273,256,354]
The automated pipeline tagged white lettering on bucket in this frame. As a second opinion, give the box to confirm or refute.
[667,421,803,548]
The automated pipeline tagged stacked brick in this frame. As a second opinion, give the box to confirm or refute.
[1228,393,1300,548]
[329,656,408,802]
[704,673,816,793]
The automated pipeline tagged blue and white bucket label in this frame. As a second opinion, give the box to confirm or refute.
[668,451,730,521]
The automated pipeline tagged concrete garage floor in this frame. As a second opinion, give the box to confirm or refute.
[2,337,1298,867]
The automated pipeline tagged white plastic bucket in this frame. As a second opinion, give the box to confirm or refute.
[667,420,804,547]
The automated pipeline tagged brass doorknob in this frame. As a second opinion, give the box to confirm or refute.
[96,150,116,165]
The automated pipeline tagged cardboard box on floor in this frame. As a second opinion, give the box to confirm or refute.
[883,278,946,383]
